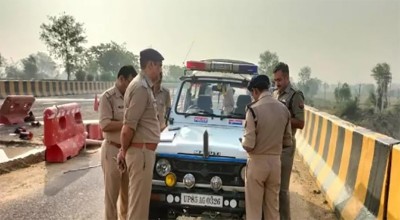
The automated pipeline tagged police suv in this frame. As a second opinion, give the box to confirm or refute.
[150,59,258,219]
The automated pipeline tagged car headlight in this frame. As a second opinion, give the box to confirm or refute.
[156,159,171,177]
[210,176,223,191]
[183,173,196,189]
[240,166,246,181]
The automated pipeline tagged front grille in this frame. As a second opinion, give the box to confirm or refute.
[154,156,245,187]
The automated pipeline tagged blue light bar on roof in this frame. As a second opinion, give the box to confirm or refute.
[186,60,258,74]
[236,64,258,74]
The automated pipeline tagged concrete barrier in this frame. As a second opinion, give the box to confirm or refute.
[387,144,400,220]
[0,80,114,99]
[296,107,399,219]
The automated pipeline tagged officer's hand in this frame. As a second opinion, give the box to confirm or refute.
[117,150,127,173]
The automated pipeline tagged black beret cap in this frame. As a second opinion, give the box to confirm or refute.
[247,74,270,91]
[118,65,137,77]
[140,48,164,62]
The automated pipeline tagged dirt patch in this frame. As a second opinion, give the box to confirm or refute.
[289,152,337,220]
[0,144,101,204]
[0,148,45,175]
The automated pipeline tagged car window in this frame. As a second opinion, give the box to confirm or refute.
[175,80,251,118]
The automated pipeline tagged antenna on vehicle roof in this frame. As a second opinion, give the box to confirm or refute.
[183,41,195,64]
[183,41,195,76]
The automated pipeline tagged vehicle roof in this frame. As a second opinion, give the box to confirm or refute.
[180,71,254,82]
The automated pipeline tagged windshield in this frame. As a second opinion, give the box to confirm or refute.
[175,79,252,119]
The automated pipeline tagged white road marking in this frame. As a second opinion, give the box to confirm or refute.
[35,98,94,102]
[42,102,57,105]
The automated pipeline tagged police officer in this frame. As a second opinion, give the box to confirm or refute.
[99,65,137,220]
[154,71,171,131]
[222,84,235,114]
[242,74,292,220]
[117,48,163,220]
[273,62,305,220]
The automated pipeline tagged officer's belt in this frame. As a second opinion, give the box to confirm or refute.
[130,143,157,151]
[106,140,121,148]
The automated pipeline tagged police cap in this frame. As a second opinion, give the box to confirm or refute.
[140,48,164,62]
[247,74,270,91]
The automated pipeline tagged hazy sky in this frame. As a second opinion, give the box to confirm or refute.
[0,0,399,84]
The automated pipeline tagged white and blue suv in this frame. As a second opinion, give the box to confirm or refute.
[150,59,258,219]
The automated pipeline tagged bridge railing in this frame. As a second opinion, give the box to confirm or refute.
[0,80,114,99]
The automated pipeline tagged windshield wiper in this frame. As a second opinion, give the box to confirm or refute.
[183,110,218,118]
[220,112,245,120]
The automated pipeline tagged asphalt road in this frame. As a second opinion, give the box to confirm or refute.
[0,93,336,220]
[0,146,103,220]
[0,146,337,220]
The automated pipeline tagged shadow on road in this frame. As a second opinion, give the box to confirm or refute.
[43,145,101,196]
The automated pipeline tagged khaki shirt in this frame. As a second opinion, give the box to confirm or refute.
[242,91,292,155]
[223,86,234,113]
[123,71,160,144]
[273,83,305,136]
[99,85,125,144]
[155,86,171,130]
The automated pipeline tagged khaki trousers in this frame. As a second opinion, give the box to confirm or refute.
[101,141,129,220]
[245,155,281,220]
[125,146,156,220]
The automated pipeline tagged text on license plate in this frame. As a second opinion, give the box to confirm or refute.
[181,193,223,208]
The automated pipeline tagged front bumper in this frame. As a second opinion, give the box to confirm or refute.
[151,180,245,216]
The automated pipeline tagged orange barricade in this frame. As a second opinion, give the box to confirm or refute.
[0,95,35,125]
[43,103,85,162]
[85,123,103,140]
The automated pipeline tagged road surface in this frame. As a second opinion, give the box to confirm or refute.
[0,145,337,220]
[0,94,337,219]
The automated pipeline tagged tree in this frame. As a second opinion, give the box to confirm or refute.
[0,53,5,67]
[334,83,352,103]
[323,82,329,100]
[19,53,58,80]
[298,66,311,83]
[75,69,86,81]
[40,13,87,80]
[371,63,392,111]
[84,42,139,80]
[35,52,58,78]
[297,66,321,102]
[367,89,377,107]
[258,51,279,78]
[21,55,38,79]
[297,67,311,95]
[5,63,23,79]
[164,65,186,82]
[86,73,94,81]
[0,53,6,78]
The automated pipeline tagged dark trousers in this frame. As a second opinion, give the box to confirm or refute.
[279,143,295,220]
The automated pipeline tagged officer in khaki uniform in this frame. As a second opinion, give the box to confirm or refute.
[273,62,305,220]
[242,75,292,220]
[99,65,137,220]
[154,72,171,131]
[222,84,235,114]
[117,48,164,220]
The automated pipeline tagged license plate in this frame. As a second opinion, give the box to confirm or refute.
[181,193,223,208]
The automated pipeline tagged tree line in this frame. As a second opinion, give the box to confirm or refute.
[0,13,186,82]
[257,49,399,139]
